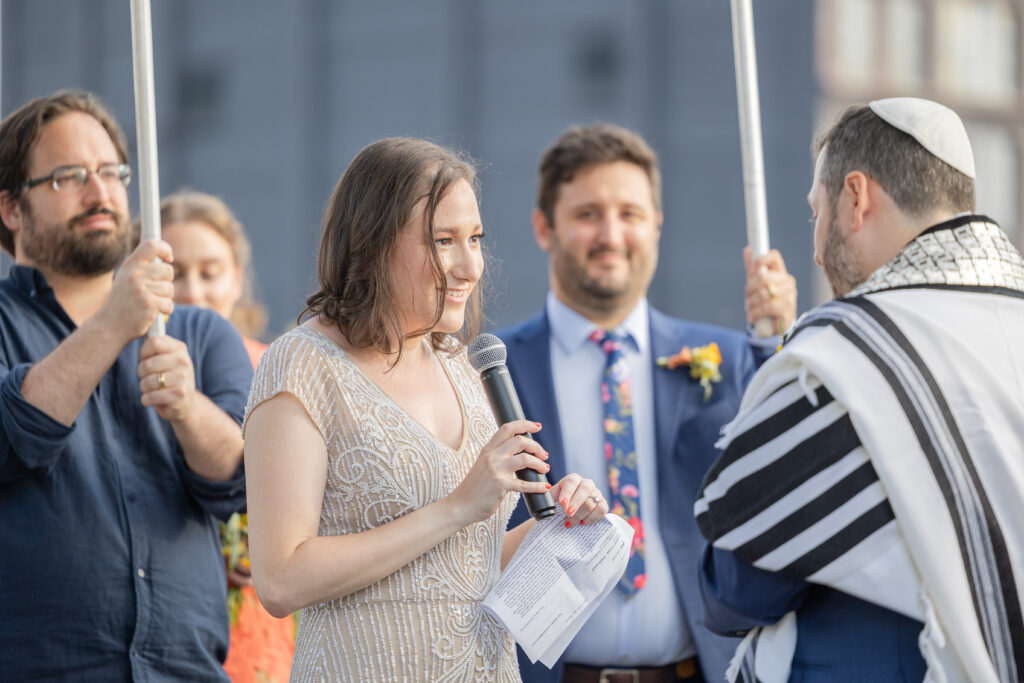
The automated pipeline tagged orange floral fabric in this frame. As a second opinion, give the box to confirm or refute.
[223,586,295,682]
[223,338,295,682]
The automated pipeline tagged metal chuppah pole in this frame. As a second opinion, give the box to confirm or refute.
[729,0,775,338]
[129,0,165,337]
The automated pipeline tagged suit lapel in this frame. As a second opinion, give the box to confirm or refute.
[502,312,568,484]
[649,308,689,469]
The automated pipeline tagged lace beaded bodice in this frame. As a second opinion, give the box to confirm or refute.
[243,326,520,682]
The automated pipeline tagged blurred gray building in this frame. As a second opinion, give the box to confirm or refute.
[813,0,1023,299]
[2,1,1017,340]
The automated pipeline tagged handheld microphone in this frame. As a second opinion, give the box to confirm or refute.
[468,334,556,520]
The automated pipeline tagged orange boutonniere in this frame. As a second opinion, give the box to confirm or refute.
[657,342,722,402]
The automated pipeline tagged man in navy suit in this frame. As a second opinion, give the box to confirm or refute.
[496,124,797,683]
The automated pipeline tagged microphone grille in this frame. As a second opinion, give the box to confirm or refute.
[468,333,507,373]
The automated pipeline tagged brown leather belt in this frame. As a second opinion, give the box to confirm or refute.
[563,657,700,683]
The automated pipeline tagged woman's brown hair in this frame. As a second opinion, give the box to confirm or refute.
[158,190,268,340]
[302,138,481,361]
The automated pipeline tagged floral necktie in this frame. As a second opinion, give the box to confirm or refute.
[590,329,646,593]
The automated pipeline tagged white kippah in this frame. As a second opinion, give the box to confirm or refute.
[868,97,975,179]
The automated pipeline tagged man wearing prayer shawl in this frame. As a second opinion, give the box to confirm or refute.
[694,98,1024,683]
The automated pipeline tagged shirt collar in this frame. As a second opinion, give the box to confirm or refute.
[8,264,51,299]
[545,290,649,355]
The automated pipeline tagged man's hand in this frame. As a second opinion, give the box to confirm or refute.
[95,240,174,346]
[17,241,177,429]
[227,562,254,588]
[138,334,244,481]
[744,246,797,333]
[138,335,197,423]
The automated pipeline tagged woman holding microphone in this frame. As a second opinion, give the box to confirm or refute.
[243,138,607,682]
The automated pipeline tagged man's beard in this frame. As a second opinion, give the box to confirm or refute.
[20,204,131,277]
[550,241,655,315]
[822,209,865,298]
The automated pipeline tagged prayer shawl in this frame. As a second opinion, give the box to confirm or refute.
[695,216,1024,682]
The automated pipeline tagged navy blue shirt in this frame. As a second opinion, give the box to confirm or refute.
[0,266,251,682]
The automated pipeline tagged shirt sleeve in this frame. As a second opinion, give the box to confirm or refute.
[699,543,809,636]
[0,363,75,481]
[744,323,781,368]
[176,310,253,521]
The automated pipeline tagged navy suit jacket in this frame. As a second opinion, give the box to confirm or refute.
[496,305,772,683]
[700,546,927,682]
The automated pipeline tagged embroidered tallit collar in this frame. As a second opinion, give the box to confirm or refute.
[847,214,1024,297]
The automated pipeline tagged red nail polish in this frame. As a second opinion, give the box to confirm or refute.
[579,520,584,525]
[566,507,575,516]
[544,484,552,490]
[534,421,542,427]
[561,499,568,507]
[564,521,571,528]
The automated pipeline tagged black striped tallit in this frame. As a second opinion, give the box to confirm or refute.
[696,378,890,577]
[701,296,1022,682]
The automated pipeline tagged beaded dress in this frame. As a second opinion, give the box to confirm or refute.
[244,326,520,682]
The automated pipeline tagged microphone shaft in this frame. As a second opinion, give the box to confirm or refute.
[479,366,556,520]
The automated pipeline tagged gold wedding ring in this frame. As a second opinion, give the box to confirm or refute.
[157,372,166,389]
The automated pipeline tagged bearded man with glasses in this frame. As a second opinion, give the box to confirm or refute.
[0,90,252,681]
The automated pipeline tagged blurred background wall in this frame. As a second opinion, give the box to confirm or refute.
[1,0,1019,339]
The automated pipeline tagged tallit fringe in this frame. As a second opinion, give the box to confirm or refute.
[920,590,949,683]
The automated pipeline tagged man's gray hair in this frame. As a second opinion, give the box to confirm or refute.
[812,105,975,217]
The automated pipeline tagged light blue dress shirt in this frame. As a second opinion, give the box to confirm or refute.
[546,292,694,667]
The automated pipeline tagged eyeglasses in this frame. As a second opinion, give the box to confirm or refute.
[21,163,133,193]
